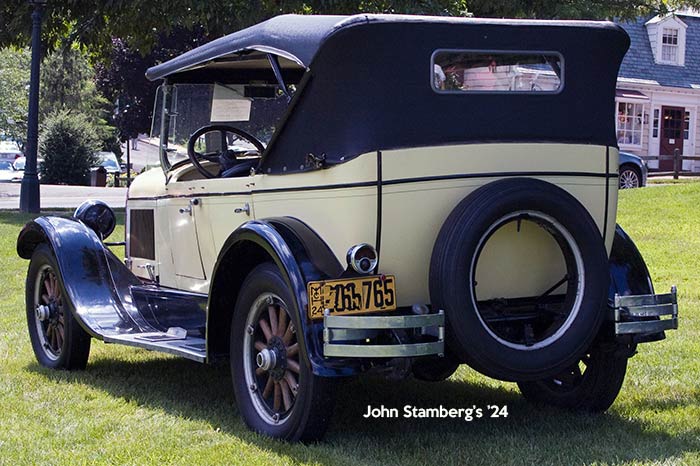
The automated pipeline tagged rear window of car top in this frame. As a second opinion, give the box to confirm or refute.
[431,50,563,94]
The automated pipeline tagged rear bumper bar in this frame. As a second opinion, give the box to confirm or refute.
[323,310,445,358]
[612,286,678,336]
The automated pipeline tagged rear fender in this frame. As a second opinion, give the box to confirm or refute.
[609,224,654,298]
[608,224,663,344]
[207,217,363,376]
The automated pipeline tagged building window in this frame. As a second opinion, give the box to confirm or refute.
[684,111,691,140]
[617,102,644,146]
[653,108,660,138]
[661,28,679,63]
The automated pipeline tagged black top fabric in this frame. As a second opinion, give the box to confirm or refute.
[146,15,346,80]
[147,15,630,175]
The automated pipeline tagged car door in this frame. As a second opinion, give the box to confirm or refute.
[161,195,207,283]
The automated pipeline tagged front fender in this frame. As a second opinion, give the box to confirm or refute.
[17,216,151,339]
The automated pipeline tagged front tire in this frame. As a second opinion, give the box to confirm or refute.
[230,263,335,442]
[517,344,628,412]
[26,243,91,370]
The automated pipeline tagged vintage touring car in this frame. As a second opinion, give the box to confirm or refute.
[18,14,678,441]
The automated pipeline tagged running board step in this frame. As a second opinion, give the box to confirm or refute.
[103,328,206,362]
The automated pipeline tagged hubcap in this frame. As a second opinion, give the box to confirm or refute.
[34,265,65,360]
[619,170,639,189]
[243,293,300,425]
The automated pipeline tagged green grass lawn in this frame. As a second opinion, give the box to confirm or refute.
[1,185,699,465]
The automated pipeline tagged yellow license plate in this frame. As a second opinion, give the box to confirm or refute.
[307,275,397,320]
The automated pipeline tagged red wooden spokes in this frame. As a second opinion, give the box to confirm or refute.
[254,300,300,414]
[39,269,65,355]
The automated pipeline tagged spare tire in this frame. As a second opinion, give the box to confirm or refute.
[429,178,609,382]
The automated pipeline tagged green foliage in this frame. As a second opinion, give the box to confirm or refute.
[39,110,100,185]
[0,47,30,148]
[2,1,696,60]
[40,44,97,118]
[41,44,122,159]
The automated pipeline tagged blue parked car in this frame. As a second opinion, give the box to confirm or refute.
[619,151,648,189]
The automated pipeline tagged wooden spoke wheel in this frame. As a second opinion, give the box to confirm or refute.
[26,244,91,370]
[245,294,301,422]
[34,265,66,360]
[231,263,335,441]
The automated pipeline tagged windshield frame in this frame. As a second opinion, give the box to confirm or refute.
[153,52,306,179]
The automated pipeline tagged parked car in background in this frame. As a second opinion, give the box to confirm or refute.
[619,151,647,189]
[95,151,123,175]
[0,141,22,161]
[0,160,22,182]
[13,157,44,180]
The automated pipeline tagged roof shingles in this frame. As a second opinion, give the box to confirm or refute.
[616,15,700,89]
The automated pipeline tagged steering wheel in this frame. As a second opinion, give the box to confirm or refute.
[187,124,266,179]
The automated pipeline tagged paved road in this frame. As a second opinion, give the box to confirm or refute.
[123,137,160,172]
[0,183,127,210]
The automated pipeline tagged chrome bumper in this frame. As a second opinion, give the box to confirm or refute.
[613,286,678,336]
[323,310,445,358]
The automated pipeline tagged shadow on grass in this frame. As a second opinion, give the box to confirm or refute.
[28,354,700,465]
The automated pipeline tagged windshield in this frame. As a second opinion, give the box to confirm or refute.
[151,83,290,169]
[98,153,120,170]
[0,160,13,170]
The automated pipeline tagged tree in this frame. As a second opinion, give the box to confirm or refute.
[94,29,209,140]
[41,44,122,158]
[0,47,30,149]
[3,1,693,60]
[39,110,100,185]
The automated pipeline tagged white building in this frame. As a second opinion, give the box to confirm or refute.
[616,11,700,171]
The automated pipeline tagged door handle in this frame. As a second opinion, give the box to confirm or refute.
[179,198,200,216]
[234,203,251,216]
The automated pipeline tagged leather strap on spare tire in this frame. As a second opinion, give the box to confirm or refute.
[429,178,609,382]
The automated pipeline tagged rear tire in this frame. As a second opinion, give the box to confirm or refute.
[26,243,91,370]
[517,344,628,412]
[412,353,460,382]
[230,262,335,442]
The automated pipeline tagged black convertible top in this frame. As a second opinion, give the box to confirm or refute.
[147,14,630,175]
[146,14,623,80]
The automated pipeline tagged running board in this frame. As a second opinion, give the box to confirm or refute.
[103,328,206,362]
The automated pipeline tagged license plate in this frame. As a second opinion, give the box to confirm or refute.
[307,275,397,320]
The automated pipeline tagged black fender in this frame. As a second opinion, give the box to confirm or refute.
[207,217,362,376]
[607,224,664,344]
[609,224,654,299]
[17,216,155,339]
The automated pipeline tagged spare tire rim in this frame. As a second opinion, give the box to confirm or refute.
[243,292,300,426]
[469,210,585,351]
[33,264,65,360]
